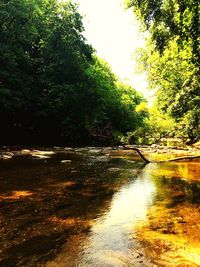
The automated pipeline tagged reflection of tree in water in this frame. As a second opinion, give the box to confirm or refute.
[0,149,143,266]
[136,162,200,266]
[149,167,200,206]
[2,149,199,266]
[46,160,154,267]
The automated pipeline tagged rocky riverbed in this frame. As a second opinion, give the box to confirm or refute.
[0,146,199,266]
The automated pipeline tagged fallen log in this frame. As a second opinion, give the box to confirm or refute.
[122,145,200,163]
[122,145,150,163]
[158,154,200,163]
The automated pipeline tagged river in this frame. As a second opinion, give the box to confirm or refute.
[0,147,199,266]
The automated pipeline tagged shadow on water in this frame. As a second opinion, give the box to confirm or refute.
[0,147,200,266]
[45,164,155,267]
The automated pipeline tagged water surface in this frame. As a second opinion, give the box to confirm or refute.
[0,147,199,266]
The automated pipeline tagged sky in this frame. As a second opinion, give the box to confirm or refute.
[73,0,152,100]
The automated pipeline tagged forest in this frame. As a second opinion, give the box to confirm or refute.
[0,0,199,146]
[0,1,200,266]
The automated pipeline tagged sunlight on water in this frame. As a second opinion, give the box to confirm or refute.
[46,166,156,267]
[147,161,200,181]
[46,159,200,267]
[0,190,33,200]
[137,162,200,266]
[1,148,200,267]
[95,176,155,228]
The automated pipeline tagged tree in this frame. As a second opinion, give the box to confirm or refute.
[128,0,200,142]
[126,0,200,63]
[0,0,148,145]
[0,0,93,144]
[84,57,148,144]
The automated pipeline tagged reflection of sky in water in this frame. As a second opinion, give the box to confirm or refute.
[79,166,156,266]
[45,158,200,267]
[1,149,200,267]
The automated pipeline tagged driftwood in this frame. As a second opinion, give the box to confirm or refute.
[122,145,150,163]
[158,154,200,163]
[122,145,200,164]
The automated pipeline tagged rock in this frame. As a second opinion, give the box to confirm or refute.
[61,160,72,163]
[21,149,31,154]
[64,147,73,151]
[32,150,55,155]
[31,150,55,159]
[151,144,157,148]
[1,152,14,159]
[32,155,50,159]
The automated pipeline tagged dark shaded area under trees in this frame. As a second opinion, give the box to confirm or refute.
[0,0,147,146]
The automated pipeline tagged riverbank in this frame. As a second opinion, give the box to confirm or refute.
[1,145,200,161]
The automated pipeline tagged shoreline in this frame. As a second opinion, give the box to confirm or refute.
[1,145,200,161]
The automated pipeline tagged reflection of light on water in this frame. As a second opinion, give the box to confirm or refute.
[147,161,200,182]
[0,190,33,200]
[79,165,156,266]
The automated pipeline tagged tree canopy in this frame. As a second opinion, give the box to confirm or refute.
[127,0,200,143]
[0,0,147,145]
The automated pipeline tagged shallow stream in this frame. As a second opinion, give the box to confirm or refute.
[0,147,199,266]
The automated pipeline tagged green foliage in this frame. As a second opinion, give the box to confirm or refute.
[124,103,175,145]
[84,58,148,144]
[128,0,200,142]
[0,0,147,145]
[115,82,147,132]
[145,104,175,144]
[126,0,200,61]
[137,39,200,142]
